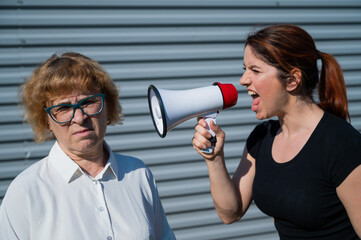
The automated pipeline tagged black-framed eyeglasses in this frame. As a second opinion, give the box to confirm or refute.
[45,94,105,124]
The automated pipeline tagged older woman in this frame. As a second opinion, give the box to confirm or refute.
[192,24,361,239]
[0,52,175,240]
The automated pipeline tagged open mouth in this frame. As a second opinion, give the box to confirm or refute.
[248,90,260,111]
[248,90,259,99]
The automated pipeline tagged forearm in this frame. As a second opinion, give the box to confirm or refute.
[206,154,243,223]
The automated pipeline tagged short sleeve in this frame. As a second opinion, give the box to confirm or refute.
[247,121,278,159]
[327,132,361,187]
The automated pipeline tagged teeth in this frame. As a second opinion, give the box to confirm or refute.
[248,90,257,96]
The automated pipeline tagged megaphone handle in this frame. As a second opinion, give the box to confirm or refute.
[201,112,217,154]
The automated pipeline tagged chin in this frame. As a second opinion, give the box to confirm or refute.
[255,111,272,121]
[76,139,101,150]
[255,113,265,120]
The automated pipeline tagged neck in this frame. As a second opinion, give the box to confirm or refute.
[64,142,109,178]
[277,98,324,137]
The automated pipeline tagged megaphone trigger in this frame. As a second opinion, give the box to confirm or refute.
[201,112,217,153]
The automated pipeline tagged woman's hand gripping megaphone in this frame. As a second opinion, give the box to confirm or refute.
[193,116,226,160]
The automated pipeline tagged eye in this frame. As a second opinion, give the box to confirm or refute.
[82,98,99,107]
[53,105,72,113]
[251,68,260,74]
[81,99,94,107]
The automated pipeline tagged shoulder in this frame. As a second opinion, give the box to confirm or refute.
[113,153,148,170]
[251,119,279,136]
[246,120,279,158]
[313,112,361,160]
[321,112,360,136]
[317,112,361,186]
[111,153,159,201]
[1,157,49,212]
[319,112,361,147]
[7,157,49,193]
[111,152,154,181]
[247,120,279,145]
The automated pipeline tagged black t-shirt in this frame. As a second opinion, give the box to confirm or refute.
[247,112,361,240]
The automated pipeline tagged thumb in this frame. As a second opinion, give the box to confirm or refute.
[209,120,225,150]
[209,120,221,135]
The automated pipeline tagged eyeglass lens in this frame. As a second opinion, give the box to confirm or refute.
[49,95,103,123]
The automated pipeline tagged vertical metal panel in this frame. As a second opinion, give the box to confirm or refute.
[1,1,361,239]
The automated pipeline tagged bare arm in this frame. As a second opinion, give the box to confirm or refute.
[231,147,255,220]
[192,118,255,224]
[336,164,361,237]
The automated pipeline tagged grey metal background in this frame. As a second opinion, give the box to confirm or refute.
[1,1,361,239]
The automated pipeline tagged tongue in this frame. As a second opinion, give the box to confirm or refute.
[251,96,260,112]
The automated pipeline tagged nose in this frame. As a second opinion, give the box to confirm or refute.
[72,108,88,124]
[239,70,251,86]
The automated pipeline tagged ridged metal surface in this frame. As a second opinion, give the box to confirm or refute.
[1,1,361,239]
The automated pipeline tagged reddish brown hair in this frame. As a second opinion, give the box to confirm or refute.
[20,52,122,142]
[245,24,349,121]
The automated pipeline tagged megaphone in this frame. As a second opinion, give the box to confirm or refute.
[147,82,238,153]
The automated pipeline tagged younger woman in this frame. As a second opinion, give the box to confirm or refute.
[192,24,361,239]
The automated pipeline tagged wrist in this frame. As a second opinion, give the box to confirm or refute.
[204,150,224,163]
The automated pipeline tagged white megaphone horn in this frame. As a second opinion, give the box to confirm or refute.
[147,82,238,153]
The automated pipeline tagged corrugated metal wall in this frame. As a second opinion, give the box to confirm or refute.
[1,1,361,239]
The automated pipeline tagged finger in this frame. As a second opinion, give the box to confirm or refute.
[209,119,218,131]
[192,140,215,159]
[196,117,207,128]
[209,120,225,138]
[195,122,212,139]
[193,131,211,149]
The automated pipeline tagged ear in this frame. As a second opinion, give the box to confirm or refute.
[47,116,54,133]
[286,69,302,92]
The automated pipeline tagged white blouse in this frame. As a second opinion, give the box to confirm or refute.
[0,141,175,240]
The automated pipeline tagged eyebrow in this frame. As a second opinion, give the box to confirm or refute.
[53,95,90,105]
[243,63,261,69]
